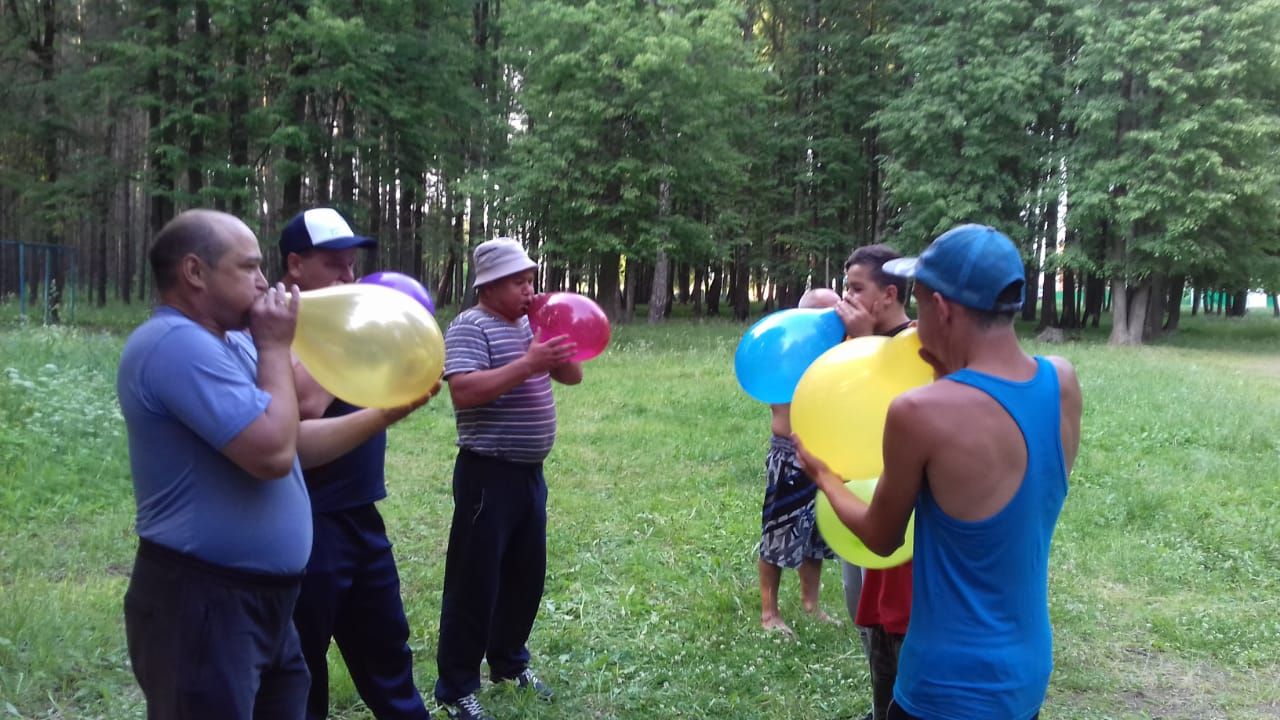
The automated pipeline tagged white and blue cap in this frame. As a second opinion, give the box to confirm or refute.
[279,208,376,257]
[882,224,1025,312]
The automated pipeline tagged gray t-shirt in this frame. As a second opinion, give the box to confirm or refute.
[444,306,557,464]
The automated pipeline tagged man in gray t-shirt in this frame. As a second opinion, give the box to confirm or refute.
[433,238,583,720]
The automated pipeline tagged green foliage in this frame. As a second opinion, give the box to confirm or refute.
[501,0,762,268]
[1065,0,1280,285]
[873,0,1065,249]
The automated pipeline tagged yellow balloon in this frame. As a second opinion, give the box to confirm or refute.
[792,333,932,481]
[881,326,927,371]
[815,477,914,569]
[293,284,444,409]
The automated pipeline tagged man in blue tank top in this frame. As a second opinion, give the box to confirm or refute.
[118,210,311,719]
[796,224,1083,720]
[280,208,439,720]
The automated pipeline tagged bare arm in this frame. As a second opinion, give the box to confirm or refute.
[293,354,439,468]
[1048,355,1083,474]
[795,393,928,556]
[449,334,576,409]
[293,354,335,421]
[296,398,430,469]
[222,284,301,480]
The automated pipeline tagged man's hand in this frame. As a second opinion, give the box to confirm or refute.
[792,434,841,493]
[523,333,577,374]
[380,378,442,425]
[835,293,874,338]
[250,283,300,350]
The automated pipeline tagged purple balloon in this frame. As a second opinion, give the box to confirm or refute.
[359,272,435,315]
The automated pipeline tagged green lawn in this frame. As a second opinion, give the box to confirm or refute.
[1,310,1278,719]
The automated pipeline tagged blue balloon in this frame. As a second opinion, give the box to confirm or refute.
[734,308,846,403]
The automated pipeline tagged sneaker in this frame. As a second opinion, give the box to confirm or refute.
[440,693,495,720]
[498,668,554,701]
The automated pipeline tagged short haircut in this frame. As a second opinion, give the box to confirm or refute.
[148,211,232,291]
[845,243,908,300]
[922,280,1021,328]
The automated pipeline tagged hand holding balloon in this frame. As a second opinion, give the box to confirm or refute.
[523,333,578,374]
[250,283,301,350]
[379,376,443,425]
[527,293,610,362]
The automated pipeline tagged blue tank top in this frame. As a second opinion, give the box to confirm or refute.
[303,398,388,513]
[894,356,1067,720]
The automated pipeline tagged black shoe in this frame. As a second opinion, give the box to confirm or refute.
[440,693,496,720]
[497,668,554,701]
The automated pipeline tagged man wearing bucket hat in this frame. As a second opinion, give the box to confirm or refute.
[433,238,583,720]
[280,208,437,720]
[796,224,1082,720]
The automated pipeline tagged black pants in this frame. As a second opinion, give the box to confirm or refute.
[886,700,1040,720]
[866,626,905,720]
[434,449,547,703]
[123,540,309,720]
[292,504,429,719]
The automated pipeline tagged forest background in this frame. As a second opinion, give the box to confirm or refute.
[3,0,1280,342]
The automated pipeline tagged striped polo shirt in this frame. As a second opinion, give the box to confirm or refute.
[444,306,557,464]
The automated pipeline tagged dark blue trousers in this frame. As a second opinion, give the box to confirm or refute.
[292,504,429,720]
[434,449,548,703]
[124,540,309,720]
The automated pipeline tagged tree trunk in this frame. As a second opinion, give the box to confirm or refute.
[622,257,636,323]
[1143,274,1167,341]
[1230,290,1248,317]
[1038,251,1057,330]
[731,246,749,320]
[707,265,722,316]
[648,249,669,324]
[1110,278,1151,345]
[596,251,621,322]
[1163,276,1185,332]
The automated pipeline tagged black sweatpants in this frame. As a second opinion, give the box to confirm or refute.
[292,504,429,719]
[433,449,547,703]
[123,540,309,720]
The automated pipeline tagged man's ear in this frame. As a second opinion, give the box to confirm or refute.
[284,252,304,280]
[180,253,206,290]
[934,292,953,325]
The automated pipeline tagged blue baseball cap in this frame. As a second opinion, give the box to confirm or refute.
[882,224,1025,312]
[279,208,376,257]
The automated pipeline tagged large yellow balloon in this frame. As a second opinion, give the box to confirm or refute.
[791,329,933,481]
[816,477,914,569]
[293,284,444,409]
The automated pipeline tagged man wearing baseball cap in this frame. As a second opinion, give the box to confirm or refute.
[432,238,583,720]
[280,207,437,720]
[796,224,1083,719]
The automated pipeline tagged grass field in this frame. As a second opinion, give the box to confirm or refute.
[1,305,1278,719]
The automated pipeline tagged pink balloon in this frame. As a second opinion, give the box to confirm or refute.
[527,292,611,362]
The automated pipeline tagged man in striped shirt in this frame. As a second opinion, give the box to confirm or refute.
[433,238,583,720]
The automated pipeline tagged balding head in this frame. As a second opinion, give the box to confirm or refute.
[149,210,251,292]
[799,287,840,310]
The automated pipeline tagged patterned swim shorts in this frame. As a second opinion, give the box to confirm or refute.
[759,435,833,568]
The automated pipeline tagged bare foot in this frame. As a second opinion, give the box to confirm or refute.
[761,613,796,639]
[805,607,843,626]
